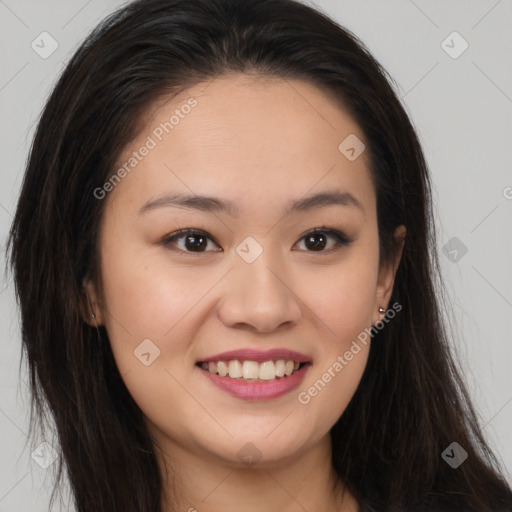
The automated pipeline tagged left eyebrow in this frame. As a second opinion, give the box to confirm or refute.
[138,189,364,217]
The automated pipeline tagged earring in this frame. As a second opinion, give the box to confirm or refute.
[378,307,386,314]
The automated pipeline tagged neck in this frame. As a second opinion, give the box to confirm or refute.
[153,432,359,512]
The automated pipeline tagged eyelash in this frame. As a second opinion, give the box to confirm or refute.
[161,225,354,256]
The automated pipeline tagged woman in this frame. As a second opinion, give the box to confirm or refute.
[6,0,512,510]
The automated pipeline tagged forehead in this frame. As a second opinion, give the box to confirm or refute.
[107,74,375,219]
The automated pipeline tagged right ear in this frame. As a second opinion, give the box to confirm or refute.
[81,278,104,326]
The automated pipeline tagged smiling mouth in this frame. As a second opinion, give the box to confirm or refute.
[197,359,310,381]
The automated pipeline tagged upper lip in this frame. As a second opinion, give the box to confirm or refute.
[197,348,312,364]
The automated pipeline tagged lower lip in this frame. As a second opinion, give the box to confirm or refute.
[198,364,311,400]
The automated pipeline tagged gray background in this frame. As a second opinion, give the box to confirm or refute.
[1,0,511,510]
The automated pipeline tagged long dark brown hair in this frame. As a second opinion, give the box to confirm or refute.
[6,0,512,510]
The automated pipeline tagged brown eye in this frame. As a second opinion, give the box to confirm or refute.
[163,229,221,253]
[304,232,329,251]
[296,228,353,253]
[183,233,208,251]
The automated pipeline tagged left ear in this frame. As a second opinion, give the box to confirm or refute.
[81,277,105,326]
[373,224,406,325]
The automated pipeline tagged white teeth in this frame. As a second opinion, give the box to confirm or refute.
[228,360,243,378]
[274,359,285,377]
[259,361,276,380]
[217,361,228,377]
[201,359,305,380]
[242,360,259,379]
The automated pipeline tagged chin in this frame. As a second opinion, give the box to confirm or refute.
[207,430,314,469]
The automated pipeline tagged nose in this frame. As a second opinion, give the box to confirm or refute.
[217,249,303,334]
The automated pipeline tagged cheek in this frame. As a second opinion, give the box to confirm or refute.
[299,345,370,436]
[303,254,379,341]
[293,251,377,428]
[97,237,206,367]
[98,249,208,440]
[289,296,371,449]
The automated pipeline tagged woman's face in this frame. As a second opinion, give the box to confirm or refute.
[86,74,403,467]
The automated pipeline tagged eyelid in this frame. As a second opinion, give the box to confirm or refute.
[296,226,353,244]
